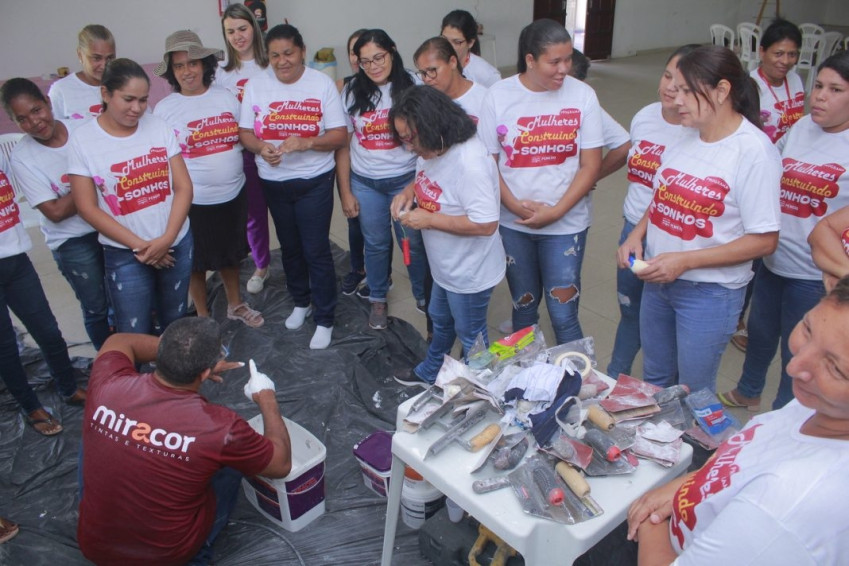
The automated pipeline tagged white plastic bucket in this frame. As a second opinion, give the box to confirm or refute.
[400,468,444,529]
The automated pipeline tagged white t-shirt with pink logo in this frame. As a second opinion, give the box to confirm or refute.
[463,53,501,88]
[479,74,604,235]
[751,68,805,144]
[240,67,347,182]
[764,116,849,280]
[454,82,488,125]
[0,153,32,258]
[414,136,505,294]
[48,74,103,121]
[216,58,264,103]
[668,400,849,565]
[11,120,96,250]
[67,113,190,249]
[343,80,417,179]
[646,119,781,288]
[154,86,244,205]
[623,102,688,225]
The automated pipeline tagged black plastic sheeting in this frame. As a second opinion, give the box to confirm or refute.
[0,244,436,565]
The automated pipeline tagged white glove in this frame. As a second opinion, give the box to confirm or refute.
[244,359,275,401]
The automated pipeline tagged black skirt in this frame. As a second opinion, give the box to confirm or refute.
[188,187,249,272]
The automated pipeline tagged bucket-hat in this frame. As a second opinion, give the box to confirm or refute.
[154,30,223,76]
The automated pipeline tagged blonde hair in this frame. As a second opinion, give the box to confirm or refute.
[77,24,115,53]
[221,3,268,71]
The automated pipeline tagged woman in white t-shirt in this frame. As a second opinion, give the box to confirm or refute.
[607,45,696,378]
[389,86,505,386]
[479,20,603,345]
[338,29,430,332]
[216,3,272,295]
[1,78,110,350]
[69,59,193,336]
[0,153,85,436]
[239,24,347,350]
[628,278,849,565]
[618,46,782,394]
[440,10,501,88]
[722,51,849,412]
[48,24,116,121]
[413,36,488,122]
[154,30,263,328]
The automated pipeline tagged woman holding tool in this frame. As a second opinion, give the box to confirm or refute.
[154,30,263,328]
[216,3,272,295]
[617,46,781,394]
[69,58,193,335]
[721,51,849,412]
[389,86,504,386]
[239,24,347,349]
[628,276,849,564]
[479,19,603,345]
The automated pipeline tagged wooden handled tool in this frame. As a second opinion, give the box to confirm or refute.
[587,404,615,430]
[469,424,501,451]
[555,462,591,498]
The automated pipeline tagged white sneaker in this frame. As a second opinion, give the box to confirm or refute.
[310,325,333,349]
[285,305,313,330]
[246,270,270,294]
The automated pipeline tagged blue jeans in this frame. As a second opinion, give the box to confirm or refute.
[350,171,427,303]
[347,216,365,273]
[188,467,243,566]
[103,232,193,334]
[608,219,645,377]
[0,253,77,413]
[52,231,111,350]
[500,226,587,345]
[640,279,744,393]
[414,282,495,382]
[735,265,824,409]
[262,170,337,326]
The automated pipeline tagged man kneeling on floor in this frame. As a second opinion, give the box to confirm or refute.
[77,317,292,566]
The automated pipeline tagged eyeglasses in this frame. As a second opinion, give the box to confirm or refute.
[219,344,230,362]
[443,36,466,47]
[358,52,389,69]
[416,67,438,80]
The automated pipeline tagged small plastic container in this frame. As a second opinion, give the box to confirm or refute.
[242,415,327,532]
[352,430,393,497]
[400,467,445,529]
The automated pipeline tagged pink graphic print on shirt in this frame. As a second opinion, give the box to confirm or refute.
[257,99,323,141]
[108,147,171,215]
[183,112,240,158]
[649,168,730,240]
[627,140,666,188]
[779,158,845,218]
[414,170,442,213]
[670,425,759,548]
[0,170,21,233]
[766,93,805,143]
[356,109,398,150]
[505,108,581,168]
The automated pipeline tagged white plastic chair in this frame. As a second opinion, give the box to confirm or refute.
[844,37,849,53]
[822,32,843,57]
[710,24,735,50]
[798,34,827,94]
[738,24,761,71]
[799,23,825,37]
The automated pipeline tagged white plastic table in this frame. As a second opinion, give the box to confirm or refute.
[380,393,693,565]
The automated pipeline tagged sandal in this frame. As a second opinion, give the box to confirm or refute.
[718,389,761,412]
[65,388,87,406]
[0,517,19,544]
[227,302,265,328]
[26,409,64,436]
[730,320,748,352]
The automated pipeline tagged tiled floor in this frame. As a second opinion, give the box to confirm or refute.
[17,49,780,423]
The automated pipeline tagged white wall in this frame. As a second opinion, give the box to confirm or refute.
[0,0,532,80]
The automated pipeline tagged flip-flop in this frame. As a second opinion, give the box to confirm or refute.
[718,390,760,413]
[26,411,64,436]
[0,517,19,544]
[227,302,265,328]
[64,389,87,406]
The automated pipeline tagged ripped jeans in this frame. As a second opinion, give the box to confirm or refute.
[500,226,587,345]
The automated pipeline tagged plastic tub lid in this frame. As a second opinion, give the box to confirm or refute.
[353,430,393,472]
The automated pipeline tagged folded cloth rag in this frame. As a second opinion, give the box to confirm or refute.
[244,359,275,400]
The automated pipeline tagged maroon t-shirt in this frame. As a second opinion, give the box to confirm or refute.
[77,351,273,566]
